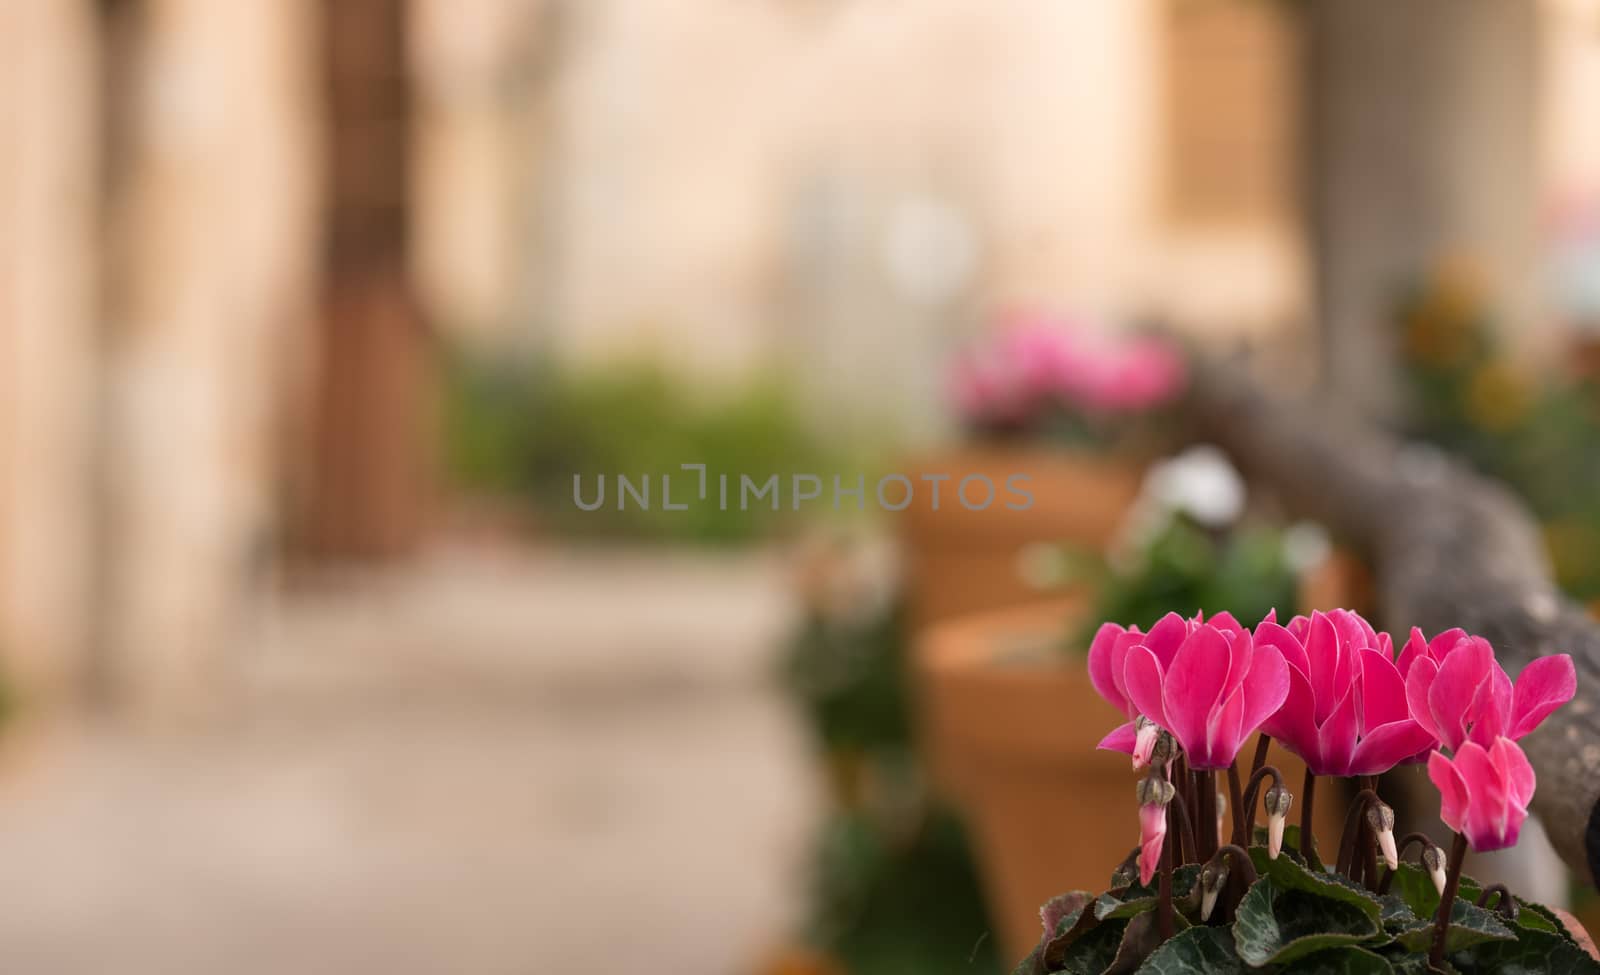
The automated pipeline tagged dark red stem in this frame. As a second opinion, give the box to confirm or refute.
[1429,833,1470,968]
[1228,761,1247,847]
[1298,767,1317,862]
[1249,734,1271,780]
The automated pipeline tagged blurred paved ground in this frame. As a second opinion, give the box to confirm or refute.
[0,544,821,975]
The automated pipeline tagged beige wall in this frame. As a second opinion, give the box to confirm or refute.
[414,0,1308,437]
[0,0,99,698]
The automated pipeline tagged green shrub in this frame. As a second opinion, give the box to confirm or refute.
[443,353,838,545]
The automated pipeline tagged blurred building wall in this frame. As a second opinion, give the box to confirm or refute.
[415,0,1309,436]
[0,0,318,715]
[97,0,318,714]
[0,0,99,697]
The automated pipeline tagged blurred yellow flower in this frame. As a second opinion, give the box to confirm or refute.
[1544,518,1600,585]
[1464,362,1530,431]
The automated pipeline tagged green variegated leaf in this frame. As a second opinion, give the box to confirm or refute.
[1055,917,1128,975]
[1134,925,1245,974]
[1252,823,1327,873]
[1514,899,1574,942]
[1391,898,1515,954]
[1378,893,1418,931]
[1233,875,1384,966]
[1448,925,1600,974]
[1248,845,1384,924]
[1286,945,1397,974]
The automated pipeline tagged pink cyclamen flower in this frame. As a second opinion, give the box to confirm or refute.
[1400,628,1576,754]
[1135,777,1174,886]
[1138,802,1165,886]
[1119,617,1288,770]
[1427,736,1535,852]
[1256,609,1437,776]
[1090,611,1248,767]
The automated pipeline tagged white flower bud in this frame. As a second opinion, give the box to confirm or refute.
[1263,785,1292,860]
[1366,802,1398,870]
[1421,843,1447,895]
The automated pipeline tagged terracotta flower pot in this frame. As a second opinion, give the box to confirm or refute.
[915,600,1350,962]
[899,447,1144,632]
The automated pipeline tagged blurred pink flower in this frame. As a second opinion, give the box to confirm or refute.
[1400,629,1575,753]
[1428,736,1535,852]
[949,312,1186,431]
[1256,609,1437,776]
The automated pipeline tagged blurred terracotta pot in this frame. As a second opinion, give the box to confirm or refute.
[916,600,1349,962]
[899,447,1143,632]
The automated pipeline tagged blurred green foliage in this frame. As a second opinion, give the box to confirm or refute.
[443,353,835,544]
[1395,266,1600,601]
[784,602,1000,975]
[1068,515,1302,646]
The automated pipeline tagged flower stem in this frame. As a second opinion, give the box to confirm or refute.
[1376,833,1437,895]
[1429,833,1470,968]
[1157,823,1175,941]
[1207,844,1260,924]
[1334,788,1379,879]
[1359,776,1380,889]
[1169,787,1199,868]
[1249,734,1272,780]
[1239,764,1283,832]
[1193,768,1218,864]
[1298,768,1317,863]
[1477,883,1518,921]
[1228,761,1247,847]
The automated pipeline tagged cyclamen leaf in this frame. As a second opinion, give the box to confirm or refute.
[1055,918,1128,975]
[1233,876,1384,966]
[1104,909,1189,975]
[1134,925,1246,974]
[1391,898,1516,954]
[1284,945,1397,974]
[1515,899,1576,943]
[1378,893,1418,931]
[1448,926,1600,974]
[1248,845,1384,925]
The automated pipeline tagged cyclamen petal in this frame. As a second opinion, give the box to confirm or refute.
[1348,720,1438,777]
[1238,643,1291,735]
[1204,687,1248,769]
[1097,721,1138,755]
[1138,801,1167,887]
[1427,639,1495,751]
[1358,648,1410,728]
[1254,619,1310,676]
[1428,738,1534,852]
[1162,625,1233,755]
[1428,750,1471,838]
[1492,736,1536,809]
[1143,612,1192,668]
[1403,627,1576,750]
[1087,623,1130,716]
[1405,656,1443,744]
[1124,647,1170,733]
[1508,655,1577,740]
[1258,609,1433,777]
[1317,686,1360,774]
[1259,662,1317,753]
[1305,613,1344,725]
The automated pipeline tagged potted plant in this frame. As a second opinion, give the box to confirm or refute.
[916,497,1353,960]
[1005,606,1597,974]
[901,312,1186,629]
